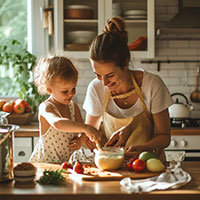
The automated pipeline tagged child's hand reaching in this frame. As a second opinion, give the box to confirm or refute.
[84,125,101,142]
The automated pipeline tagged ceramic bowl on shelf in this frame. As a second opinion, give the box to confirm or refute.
[65,5,94,19]
[66,31,96,44]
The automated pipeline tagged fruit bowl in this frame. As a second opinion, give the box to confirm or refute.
[7,112,34,125]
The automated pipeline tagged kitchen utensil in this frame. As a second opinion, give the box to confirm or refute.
[0,124,19,182]
[66,31,96,44]
[169,93,193,118]
[48,9,54,36]
[95,140,102,151]
[190,65,200,102]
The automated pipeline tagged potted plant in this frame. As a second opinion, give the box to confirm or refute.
[0,40,48,117]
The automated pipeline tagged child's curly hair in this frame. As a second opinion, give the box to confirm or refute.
[33,56,78,95]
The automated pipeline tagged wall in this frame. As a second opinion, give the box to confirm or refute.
[72,0,200,118]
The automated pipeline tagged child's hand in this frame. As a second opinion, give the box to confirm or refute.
[70,138,81,151]
[84,125,101,142]
[85,137,97,151]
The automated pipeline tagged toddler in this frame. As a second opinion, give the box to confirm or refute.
[29,56,100,163]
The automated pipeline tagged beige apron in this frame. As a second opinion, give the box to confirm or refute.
[102,72,165,160]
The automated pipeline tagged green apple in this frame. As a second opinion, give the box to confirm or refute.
[138,151,157,162]
[146,158,165,172]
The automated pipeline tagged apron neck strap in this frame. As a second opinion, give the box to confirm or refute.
[103,71,151,119]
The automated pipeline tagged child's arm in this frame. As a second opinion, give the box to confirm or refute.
[40,102,101,142]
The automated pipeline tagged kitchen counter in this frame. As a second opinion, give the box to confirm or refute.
[0,161,200,200]
[14,123,200,137]
[14,122,39,137]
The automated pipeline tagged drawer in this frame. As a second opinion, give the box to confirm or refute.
[14,138,32,147]
[14,146,32,163]
[14,138,32,163]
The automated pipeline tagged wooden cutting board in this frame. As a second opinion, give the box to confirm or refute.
[67,164,162,181]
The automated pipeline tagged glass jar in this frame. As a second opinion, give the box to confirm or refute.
[94,147,124,170]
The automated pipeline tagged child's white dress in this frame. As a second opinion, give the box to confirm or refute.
[29,101,76,163]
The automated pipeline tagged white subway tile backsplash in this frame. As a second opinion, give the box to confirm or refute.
[177,48,198,56]
[190,40,200,47]
[168,41,190,48]
[157,48,177,56]
[156,40,168,48]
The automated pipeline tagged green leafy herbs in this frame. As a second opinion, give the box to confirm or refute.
[0,39,48,113]
[37,169,65,185]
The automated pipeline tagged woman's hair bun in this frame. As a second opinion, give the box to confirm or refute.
[103,16,128,43]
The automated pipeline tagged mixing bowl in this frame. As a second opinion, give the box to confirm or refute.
[94,147,124,170]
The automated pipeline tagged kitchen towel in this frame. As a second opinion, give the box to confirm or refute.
[120,161,191,193]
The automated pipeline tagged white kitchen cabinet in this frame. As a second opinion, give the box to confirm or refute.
[52,0,155,59]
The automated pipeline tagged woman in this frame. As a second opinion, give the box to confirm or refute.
[83,16,173,160]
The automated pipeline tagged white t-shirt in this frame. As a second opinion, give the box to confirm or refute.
[83,69,173,118]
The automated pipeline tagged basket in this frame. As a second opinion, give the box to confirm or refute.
[7,113,34,125]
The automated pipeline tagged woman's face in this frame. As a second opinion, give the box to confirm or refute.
[91,60,128,92]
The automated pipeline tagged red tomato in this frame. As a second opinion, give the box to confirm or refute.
[125,156,138,170]
[61,162,73,170]
[73,161,84,174]
[132,159,146,172]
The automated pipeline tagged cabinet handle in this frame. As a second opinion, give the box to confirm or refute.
[18,151,25,157]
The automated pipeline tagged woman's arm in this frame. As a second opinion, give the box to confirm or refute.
[85,113,102,130]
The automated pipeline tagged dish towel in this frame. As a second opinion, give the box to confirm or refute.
[120,161,191,193]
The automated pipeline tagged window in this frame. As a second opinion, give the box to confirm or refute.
[0,0,27,97]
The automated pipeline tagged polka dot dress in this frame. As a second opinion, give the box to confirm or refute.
[29,101,76,163]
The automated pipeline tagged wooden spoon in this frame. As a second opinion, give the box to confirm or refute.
[190,65,200,102]
[95,141,102,151]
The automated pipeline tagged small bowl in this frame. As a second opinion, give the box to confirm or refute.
[94,147,124,170]
[14,169,36,177]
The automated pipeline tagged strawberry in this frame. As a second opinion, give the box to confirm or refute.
[61,162,73,170]
[73,161,84,174]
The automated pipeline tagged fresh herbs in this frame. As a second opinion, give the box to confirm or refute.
[0,39,48,113]
[37,169,65,185]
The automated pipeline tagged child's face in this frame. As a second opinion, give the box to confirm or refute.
[48,77,77,105]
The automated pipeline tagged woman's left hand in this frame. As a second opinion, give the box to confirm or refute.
[126,144,145,154]
[105,126,130,147]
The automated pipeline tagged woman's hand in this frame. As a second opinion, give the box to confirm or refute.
[126,144,145,154]
[105,126,131,147]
